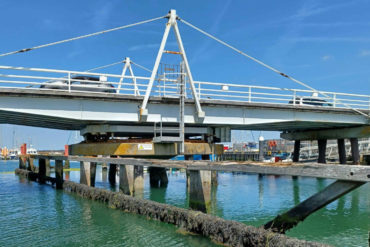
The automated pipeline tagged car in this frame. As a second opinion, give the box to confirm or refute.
[40,75,116,93]
[289,93,333,107]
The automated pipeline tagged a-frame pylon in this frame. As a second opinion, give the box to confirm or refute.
[117,57,140,96]
[140,9,204,120]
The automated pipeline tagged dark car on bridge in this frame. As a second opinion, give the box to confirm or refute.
[40,75,116,93]
[289,96,333,107]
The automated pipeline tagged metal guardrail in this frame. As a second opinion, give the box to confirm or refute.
[0,65,369,111]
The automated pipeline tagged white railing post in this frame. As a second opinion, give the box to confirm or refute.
[333,93,336,108]
[248,86,251,102]
[198,81,201,99]
[293,90,296,106]
[68,72,71,92]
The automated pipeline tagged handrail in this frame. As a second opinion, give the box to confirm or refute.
[0,65,369,112]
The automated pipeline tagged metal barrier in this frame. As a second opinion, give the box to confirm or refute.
[0,65,369,111]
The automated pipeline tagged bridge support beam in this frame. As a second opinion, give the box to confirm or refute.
[80,162,96,187]
[109,164,117,185]
[350,138,360,165]
[264,180,365,233]
[188,170,212,212]
[293,140,301,162]
[337,139,346,164]
[119,164,144,196]
[318,139,327,164]
[281,126,370,141]
[55,160,64,189]
[148,167,168,188]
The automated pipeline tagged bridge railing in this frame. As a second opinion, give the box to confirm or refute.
[0,65,369,111]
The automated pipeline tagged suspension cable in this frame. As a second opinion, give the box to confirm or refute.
[179,18,369,118]
[86,60,124,72]
[131,61,152,72]
[0,16,166,58]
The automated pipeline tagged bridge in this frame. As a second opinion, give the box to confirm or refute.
[0,11,369,158]
[5,9,370,246]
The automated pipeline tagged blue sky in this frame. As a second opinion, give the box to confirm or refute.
[0,0,369,149]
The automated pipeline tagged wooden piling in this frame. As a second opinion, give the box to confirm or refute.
[350,138,360,165]
[38,158,46,184]
[293,140,300,162]
[45,159,51,176]
[188,170,212,212]
[80,162,97,187]
[55,160,64,189]
[119,164,144,196]
[148,167,168,188]
[337,139,346,164]
[318,139,327,164]
[108,164,117,185]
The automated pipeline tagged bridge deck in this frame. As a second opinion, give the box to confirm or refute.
[1,88,368,132]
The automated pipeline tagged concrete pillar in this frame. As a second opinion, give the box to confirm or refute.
[119,164,144,196]
[80,162,97,187]
[45,159,51,176]
[350,138,360,165]
[64,160,70,169]
[318,139,327,164]
[108,164,117,185]
[188,170,212,212]
[19,157,27,169]
[55,160,64,189]
[293,140,300,162]
[38,158,46,184]
[337,139,346,164]
[148,167,168,188]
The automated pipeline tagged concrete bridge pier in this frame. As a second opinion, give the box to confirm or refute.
[350,138,360,164]
[318,139,327,164]
[337,139,346,164]
[80,162,97,187]
[148,167,168,188]
[119,165,144,196]
[109,164,117,185]
[188,169,212,212]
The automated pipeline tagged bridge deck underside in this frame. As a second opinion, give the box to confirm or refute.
[0,89,367,132]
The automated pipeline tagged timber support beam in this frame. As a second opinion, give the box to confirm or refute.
[263,180,365,233]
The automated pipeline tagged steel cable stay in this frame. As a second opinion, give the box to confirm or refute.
[179,18,369,118]
[0,15,166,58]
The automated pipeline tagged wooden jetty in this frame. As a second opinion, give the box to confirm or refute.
[16,154,369,246]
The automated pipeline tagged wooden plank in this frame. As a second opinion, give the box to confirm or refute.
[264,180,365,233]
[30,155,370,182]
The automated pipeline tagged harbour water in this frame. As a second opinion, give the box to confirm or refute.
[0,160,369,246]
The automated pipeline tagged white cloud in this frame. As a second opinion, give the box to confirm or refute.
[321,55,332,61]
[359,50,370,56]
[128,41,177,51]
[286,37,370,43]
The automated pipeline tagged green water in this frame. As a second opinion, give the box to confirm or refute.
[0,160,369,246]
